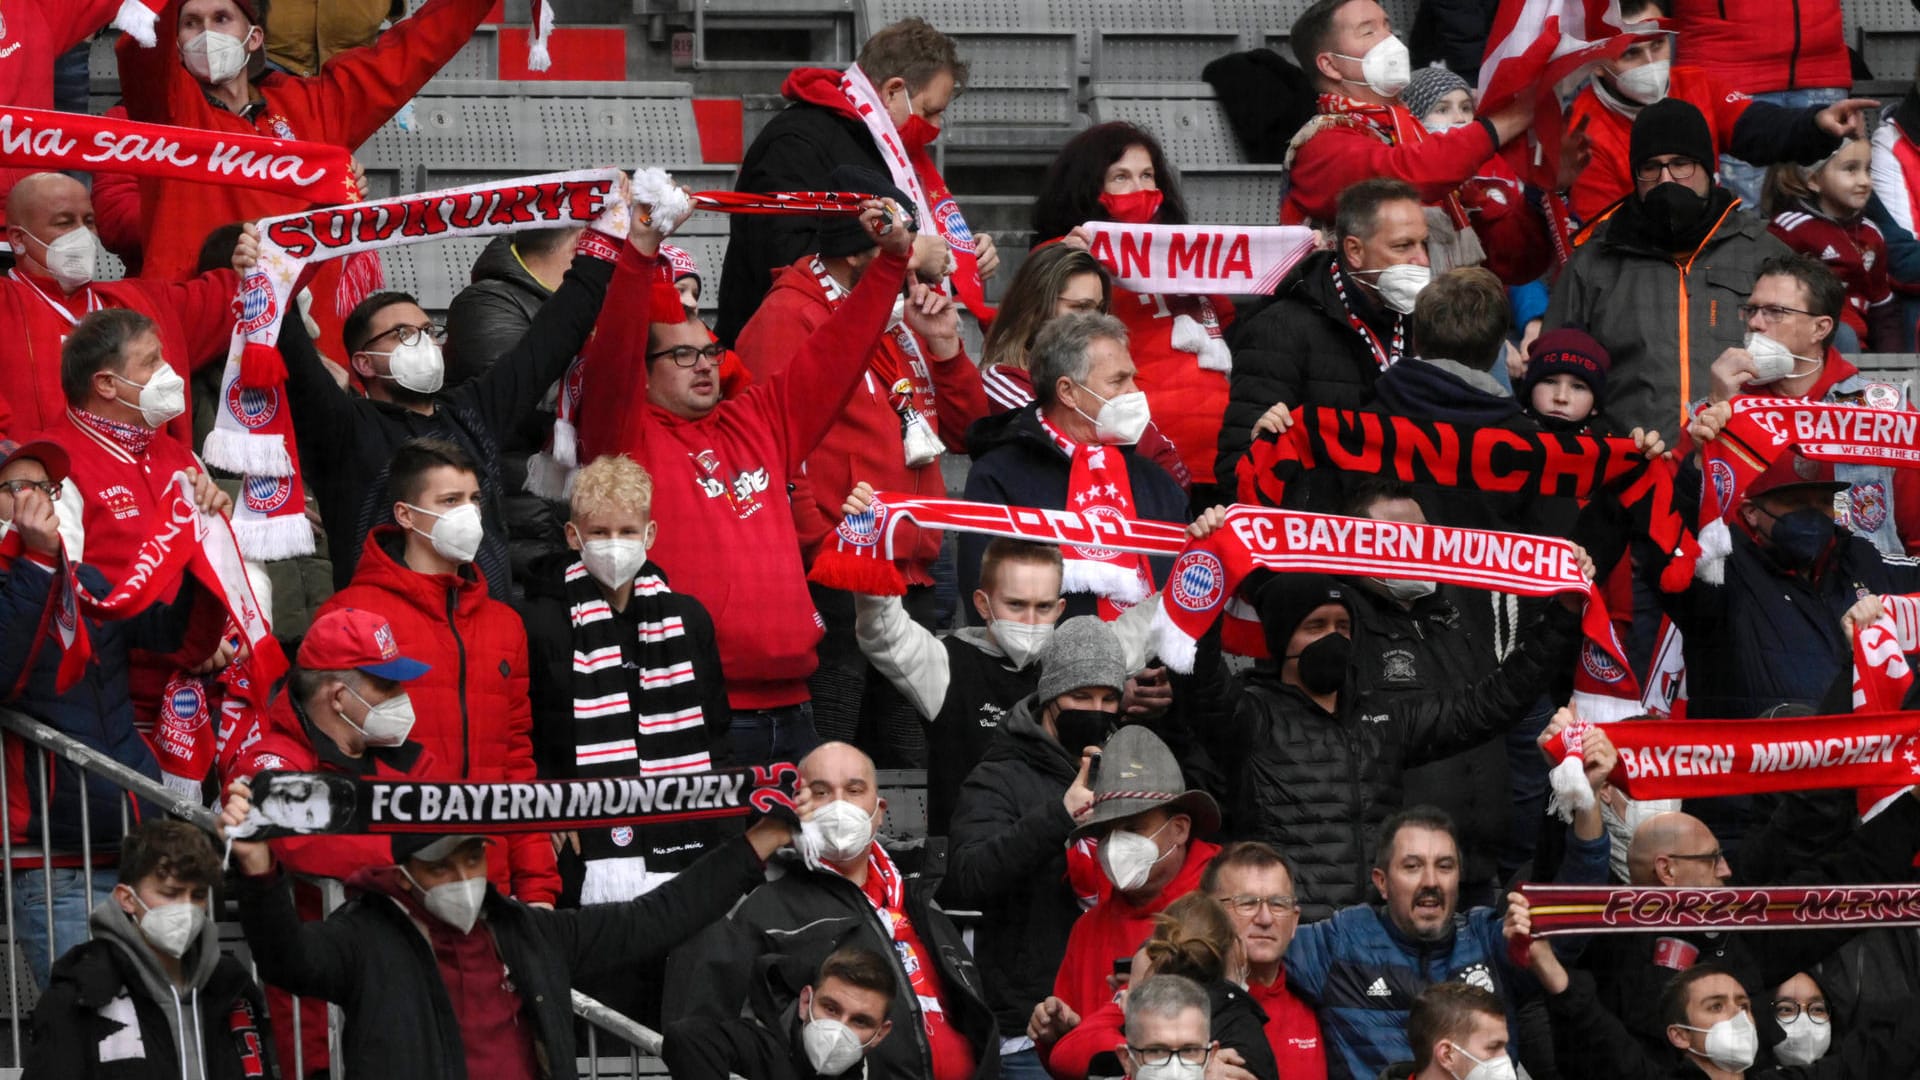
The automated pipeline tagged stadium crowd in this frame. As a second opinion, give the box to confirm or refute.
[3,0,1920,1078]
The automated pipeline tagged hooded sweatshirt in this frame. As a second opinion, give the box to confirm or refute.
[89,901,224,1080]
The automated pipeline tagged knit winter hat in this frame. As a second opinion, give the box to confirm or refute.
[1629,98,1716,173]
[1522,327,1612,401]
[1037,616,1127,703]
[813,165,914,259]
[1403,65,1471,122]
[661,244,701,284]
[1256,573,1351,660]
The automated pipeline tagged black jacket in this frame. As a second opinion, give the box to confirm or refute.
[25,913,273,1080]
[1183,603,1579,922]
[665,849,1001,1080]
[1218,251,1403,491]
[279,249,615,600]
[960,404,1188,622]
[718,100,885,345]
[938,694,1083,1035]
[1200,49,1317,165]
[235,832,768,1080]
[663,1014,823,1080]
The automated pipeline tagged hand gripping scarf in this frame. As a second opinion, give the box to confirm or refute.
[1082,223,1318,296]
[228,764,800,839]
[1238,407,1701,591]
[1515,881,1920,941]
[1850,597,1920,820]
[840,64,993,322]
[1148,506,1629,682]
[807,492,1189,600]
[0,107,355,202]
[203,169,631,559]
[1698,396,1920,519]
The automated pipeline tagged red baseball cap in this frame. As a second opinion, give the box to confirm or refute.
[1746,447,1846,500]
[0,439,71,486]
[297,608,429,681]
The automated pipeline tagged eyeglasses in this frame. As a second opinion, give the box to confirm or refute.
[1126,1045,1212,1068]
[647,343,726,368]
[0,479,60,499]
[1773,1000,1830,1024]
[1667,849,1725,864]
[1635,157,1701,182]
[1221,894,1299,917]
[1737,303,1817,326]
[369,323,447,348]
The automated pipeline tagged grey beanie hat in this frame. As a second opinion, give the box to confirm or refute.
[1037,616,1127,703]
[1403,65,1471,122]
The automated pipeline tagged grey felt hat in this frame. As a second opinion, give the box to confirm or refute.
[1070,725,1220,840]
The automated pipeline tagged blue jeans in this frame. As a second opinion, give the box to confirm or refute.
[728,702,821,766]
[1717,86,1848,208]
[1000,1048,1053,1080]
[11,867,115,989]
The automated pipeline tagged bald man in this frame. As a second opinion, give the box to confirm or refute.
[666,742,998,1080]
[2,173,251,448]
[1583,791,1920,1065]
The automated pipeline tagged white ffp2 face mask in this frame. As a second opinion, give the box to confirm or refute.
[22,226,98,290]
[113,365,188,428]
[1775,1013,1832,1065]
[181,27,253,84]
[1072,383,1152,445]
[1334,35,1412,98]
[581,537,648,591]
[404,502,485,564]
[1355,263,1432,315]
[369,338,446,395]
[1677,1012,1758,1073]
[990,617,1053,669]
[1613,58,1671,105]
[802,799,878,863]
[1744,331,1821,385]
[801,990,877,1076]
[131,894,208,959]
[343,685,416,748]
[1445,1042,1518,1080]
[1099,818,1173,891]
[403,867,488,934]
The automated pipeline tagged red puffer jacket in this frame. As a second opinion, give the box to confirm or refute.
[1671,0,1848,95]
[318,527,558,904]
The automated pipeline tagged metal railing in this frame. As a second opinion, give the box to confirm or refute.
[0,707,677,1076]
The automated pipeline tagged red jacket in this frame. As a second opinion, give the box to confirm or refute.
[735,258,988,579]
[1567,66,1752,223]
[1671,0,1849,94]
[115,0,492,357]
[319,527,559,904]
[1769,205,1901,348]
[575,246,910,710]
[1283,104,1550,284]
[0,1,125,227]
[1049,838,1221,1017]
[226,690,443,1075]
[0,268,237,448]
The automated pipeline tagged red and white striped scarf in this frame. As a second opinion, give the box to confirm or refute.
[1035,413,1156,619]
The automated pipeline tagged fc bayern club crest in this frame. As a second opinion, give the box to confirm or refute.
[1849,481,1889,533]
[610,826,634,848]
[1168,550,1225,613]
[1708,459,1736,516]
[165,682,207,727]
[226,380,281,430]
[1580,640,1626,685]
[933,196,974,251]
[244,474,294,514]
[236,272,279,334]
[838,502,884,547]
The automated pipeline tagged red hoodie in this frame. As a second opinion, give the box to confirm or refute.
[320,527,559,903]
[1049,838,1221,1018]
[0,1,126,227]
[574,244,910,710]
[114,0,493,357]
[735,256,988,579]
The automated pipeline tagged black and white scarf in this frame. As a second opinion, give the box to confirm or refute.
[565,560,715,899]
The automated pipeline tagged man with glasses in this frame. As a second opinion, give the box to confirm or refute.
[1546,98,1791,442]
[1543,788,1920,1070]
[1118,975,1216,1080]
[1203,843,1328,1080]
[735,165,987,765]
[272,188,649,598]
[1704,254,1920,558]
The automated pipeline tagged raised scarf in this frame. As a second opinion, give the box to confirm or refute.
[840,64,993,322]
[230,764,800,839]
[563,560,717,898]
[1147,506,1629,692]
[1515,881,1920,940]
[1082,223,1317,296]
[1540,711,1920,801]
[808,490,1188,602]
[1238,407,1700,591]
[1699,395,1920,519]
[204,169,630,559]
[0,106,355,202]
[1849,599,1919,821]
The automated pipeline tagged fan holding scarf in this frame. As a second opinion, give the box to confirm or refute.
[717,17,999,345]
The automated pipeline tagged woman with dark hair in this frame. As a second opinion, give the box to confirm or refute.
[977,245,1190,488]
[1031,121,1232,506]
[1038,892,1281,1080]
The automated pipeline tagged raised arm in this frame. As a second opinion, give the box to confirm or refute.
[310,0,498,149]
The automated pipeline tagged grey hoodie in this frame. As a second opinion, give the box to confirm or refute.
[88,899,221,1080]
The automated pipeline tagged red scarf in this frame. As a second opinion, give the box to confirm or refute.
[1035,413,1156,619]
[1850,598,1919,821]
[1515,881,1920,941]
[1699,394,1920,519]
[1542,712,1920,801]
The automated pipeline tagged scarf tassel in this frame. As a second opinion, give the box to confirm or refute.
[1062,559,1148,605]
[808,545,909,596]
[113,0,164,47]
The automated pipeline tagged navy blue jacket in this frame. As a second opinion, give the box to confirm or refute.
[1282,829,1608,1080]
[959,404,1188,623]
[0,557,192,853]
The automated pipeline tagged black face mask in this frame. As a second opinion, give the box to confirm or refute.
[1762,507,1836,568]
[1638,181,1710,245]
[1287,632,1352,696]
[1052,707,1117,755]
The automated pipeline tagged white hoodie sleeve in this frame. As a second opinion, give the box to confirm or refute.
[853,593,951,720]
